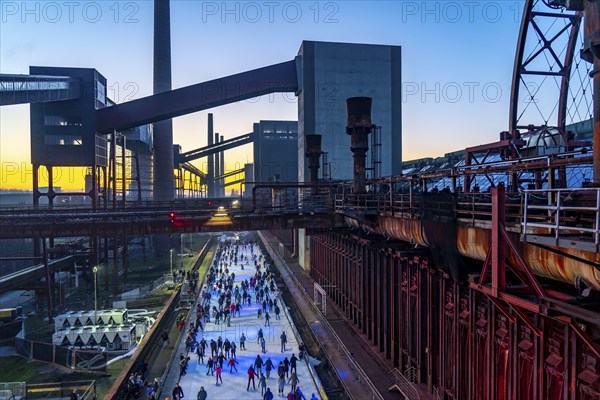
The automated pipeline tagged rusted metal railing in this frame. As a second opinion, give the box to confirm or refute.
[522,188,600,252]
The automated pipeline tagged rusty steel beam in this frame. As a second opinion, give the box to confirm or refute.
[500,227,546,298]
[491,186,507,296]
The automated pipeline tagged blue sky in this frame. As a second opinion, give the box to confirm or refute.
[1,1,529,189]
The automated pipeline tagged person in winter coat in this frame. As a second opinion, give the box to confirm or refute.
[247,365,256,390]
[254,354,264,372]
[263,387,274,400]
[265,357,274,379]
[224,338,231,358]
[260,337,267,354]
[172,383,184,400]
[214,364,223,384]
[210,339,217,357]
[228,357,239,373]
[259,373,267,396]
[290,353,298,374]
[280,332,287,352]
[206,357,214,375]
[283,357,290,379]
[294,387,307,400]
[288,371,300,393]
[196,386,207,400]
[278,374,286,396]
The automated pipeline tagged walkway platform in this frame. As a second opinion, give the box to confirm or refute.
[259,232,409,400]
[162,239,322,400]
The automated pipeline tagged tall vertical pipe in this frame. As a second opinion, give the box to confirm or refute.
[584,0,600,185]
[220,134,225,196]
[346,97,373,194]
[305,134,322,183]
[207,113,214,197]
[214,132,220,197]
[153,0,174,201]
[305,134,322,195]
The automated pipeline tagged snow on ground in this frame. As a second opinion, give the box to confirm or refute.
[176,241,320,399]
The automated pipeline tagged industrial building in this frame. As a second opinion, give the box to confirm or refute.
[1,0,599,399]
[252,120,299,183]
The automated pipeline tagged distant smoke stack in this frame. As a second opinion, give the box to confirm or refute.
[152,0,174,201]
[346,97,373,194]
[207,113,214,197]
[305,134,322,194]
[346,97,372,130]
[214,132,220,197]
[220,134,225,197]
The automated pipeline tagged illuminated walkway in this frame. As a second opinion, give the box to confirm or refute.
[163,239,322,399]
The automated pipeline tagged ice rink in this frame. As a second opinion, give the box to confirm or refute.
[174,239,321,399]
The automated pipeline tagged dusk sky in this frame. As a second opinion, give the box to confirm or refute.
[0,1,559,190]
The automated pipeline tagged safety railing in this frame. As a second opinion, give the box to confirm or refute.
[387,368,420,400]
[335,191,524,228]
[522,188,600,251]
[455,192,523,226]
[292,279,384,400]
[25,380,95,399]
[334,193,419,217]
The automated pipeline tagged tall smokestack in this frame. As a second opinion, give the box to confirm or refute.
[346,97,373,194]
[153,0,174,201]
[214,132,220,197]
[207,113,214,197]
[305,134,322,195]
[220,135,225,197]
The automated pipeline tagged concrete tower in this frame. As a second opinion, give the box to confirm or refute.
[153,0,175,201]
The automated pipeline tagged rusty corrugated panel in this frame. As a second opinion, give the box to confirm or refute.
[456,225,600,290]
[377,216,428,246]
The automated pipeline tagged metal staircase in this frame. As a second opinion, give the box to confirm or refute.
[387,367,420,400]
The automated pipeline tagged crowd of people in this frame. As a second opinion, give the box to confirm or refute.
[165,239,320,400]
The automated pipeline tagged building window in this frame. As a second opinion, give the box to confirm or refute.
[44,115,82,127]
[44,135,83,145]
[96,81,106,105]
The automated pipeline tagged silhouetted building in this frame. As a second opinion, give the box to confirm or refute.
[253,120,298,183]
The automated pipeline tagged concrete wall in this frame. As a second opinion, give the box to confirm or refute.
[297,41,402,183]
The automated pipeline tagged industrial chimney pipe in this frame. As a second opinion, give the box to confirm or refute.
[584,0,600,185]
[305,134,322,194]
[207,113,214,197]
[153,0,175,201]
[346,97,373,194]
